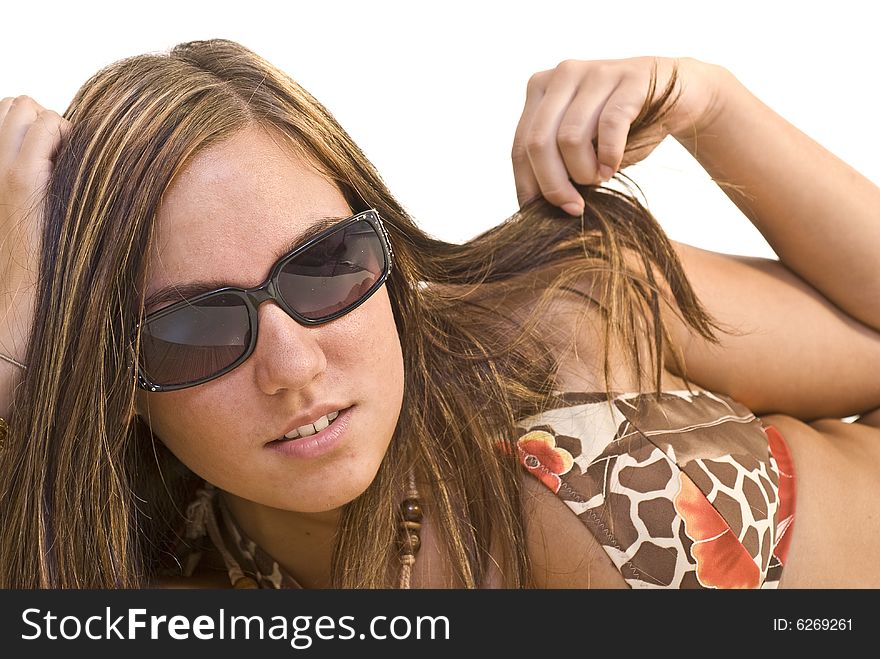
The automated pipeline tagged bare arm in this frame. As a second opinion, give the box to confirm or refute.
[663,242,880,419]
[663,64,880,416]
[673,63,880,333]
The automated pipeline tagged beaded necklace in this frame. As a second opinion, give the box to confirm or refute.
[182,471,423,589]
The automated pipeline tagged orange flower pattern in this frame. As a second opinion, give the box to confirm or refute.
[516,430,574,494]
[674,473,761,588]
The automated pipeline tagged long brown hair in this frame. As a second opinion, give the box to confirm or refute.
[0,40,717,588]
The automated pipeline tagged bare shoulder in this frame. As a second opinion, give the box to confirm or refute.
[520,473,627,588]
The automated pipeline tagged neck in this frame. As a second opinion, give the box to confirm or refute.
[220,490,340,589]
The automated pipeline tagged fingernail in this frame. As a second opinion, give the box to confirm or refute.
[561,202,583,216]
[598,165,614,182]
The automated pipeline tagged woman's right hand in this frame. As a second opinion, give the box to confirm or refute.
[511,56,727,216]
[0,96,70,411]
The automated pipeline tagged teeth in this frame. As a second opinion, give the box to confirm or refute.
[296,423,317,438]
[283,410,341,440]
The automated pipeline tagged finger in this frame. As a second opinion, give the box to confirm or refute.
[594,81,648,177]
[18,110,69,184]
[4,115,69,275]
[522,68,585,214]
[512,69,550,208]
[556,79,620,186]
[0,96,44,170]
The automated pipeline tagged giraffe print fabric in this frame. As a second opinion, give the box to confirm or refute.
[515,389,796,588]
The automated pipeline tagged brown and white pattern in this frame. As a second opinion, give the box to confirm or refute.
[515,389,796,588]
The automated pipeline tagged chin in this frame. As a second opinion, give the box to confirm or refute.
[283,458,386,514]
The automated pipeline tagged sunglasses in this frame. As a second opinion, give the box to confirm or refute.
[135,209,393,392]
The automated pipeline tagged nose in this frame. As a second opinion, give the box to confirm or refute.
[251,302,327,395]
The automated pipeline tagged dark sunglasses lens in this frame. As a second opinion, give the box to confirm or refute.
[140,293,251,386]
[278,219,387,320]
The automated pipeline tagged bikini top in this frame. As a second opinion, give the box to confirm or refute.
[513,389,795,588]
[175,388,796,589]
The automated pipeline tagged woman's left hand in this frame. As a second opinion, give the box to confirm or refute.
[511,56,722,216]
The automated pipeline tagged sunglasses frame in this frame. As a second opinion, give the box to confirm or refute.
[135,208,393,392]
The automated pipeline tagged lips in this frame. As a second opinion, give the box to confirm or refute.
[267,406,354,460]
[282,410,341,440]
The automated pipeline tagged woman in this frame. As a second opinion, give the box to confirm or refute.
[0,40,877,589]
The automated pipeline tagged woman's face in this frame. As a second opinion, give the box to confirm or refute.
[135,125,405,514]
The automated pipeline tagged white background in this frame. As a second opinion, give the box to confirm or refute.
[2,0,877,258]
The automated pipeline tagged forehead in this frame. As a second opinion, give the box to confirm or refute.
[145,126,351,297]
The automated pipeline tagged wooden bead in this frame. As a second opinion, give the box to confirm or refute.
[397,472,422,588]
[398,531,421,555]
[401,498,423,522]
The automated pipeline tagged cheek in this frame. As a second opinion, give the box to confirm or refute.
[337,287,404,389]
[136,384,250,484]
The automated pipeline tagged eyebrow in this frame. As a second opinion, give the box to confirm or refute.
[143,215,349,312]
